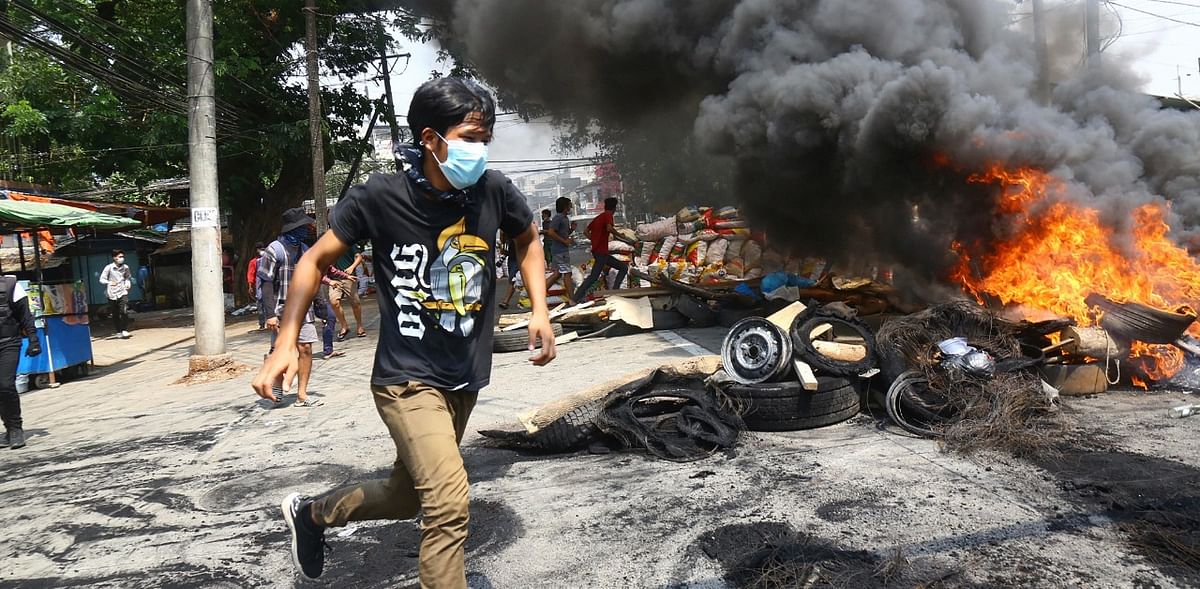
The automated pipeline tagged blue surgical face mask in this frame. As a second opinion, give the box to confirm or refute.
[431,132,488,190]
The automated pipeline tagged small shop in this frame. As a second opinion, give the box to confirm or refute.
[0,199,140,389]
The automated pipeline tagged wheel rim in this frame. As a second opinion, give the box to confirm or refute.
[722,318,790,384]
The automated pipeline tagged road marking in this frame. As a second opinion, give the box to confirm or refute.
[656,330,710,357]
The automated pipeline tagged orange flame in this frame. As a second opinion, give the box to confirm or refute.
[953,164,1200,385]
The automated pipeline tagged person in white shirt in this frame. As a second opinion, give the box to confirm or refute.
[98,249,133,339]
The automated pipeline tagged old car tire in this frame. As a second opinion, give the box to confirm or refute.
[531,398,605,451]
[604,309,690,337]
[790,305,878,377]
[723,377,861,431]
[675,296,718,327]
[493,323,564,353]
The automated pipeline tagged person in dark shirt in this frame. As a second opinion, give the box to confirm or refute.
[253,77,555,588]
[573,197,632,302]
[544,196,576,300]
[0,276,41,449]
[539,208,552,268]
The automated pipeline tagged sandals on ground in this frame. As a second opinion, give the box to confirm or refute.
[293,399,324,408]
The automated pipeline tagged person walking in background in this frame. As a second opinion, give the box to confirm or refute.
[544,197,576,301]
[330,241,367,341]
[247,242,266,331]
[356,251,371,297]
[98,249,133,339]
[573,197,632,303]
[258,208,322,408]
[0,275,41,450]
[540,208,552,269]
[312,283,344,361]
[498,231,521,310]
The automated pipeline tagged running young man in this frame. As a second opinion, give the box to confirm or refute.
[573,197,632,302]
[252,77,555,588]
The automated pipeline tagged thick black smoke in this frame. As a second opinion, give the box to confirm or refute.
[440,0,1200,279]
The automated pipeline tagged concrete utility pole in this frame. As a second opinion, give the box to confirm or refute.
[1032,0,1050,104]
[185,0,228,369]
[1085,0,1101,68]
[304,0,327,234]
[377,41,401,165]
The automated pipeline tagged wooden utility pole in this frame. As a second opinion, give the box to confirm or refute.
[304,0,327,234]
[185,0,228,367]
[1085,0,1101,68]
[1032,0,1050,104]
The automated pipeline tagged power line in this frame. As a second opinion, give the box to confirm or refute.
[1107,1,1200,27]
[1139,0,1200,8]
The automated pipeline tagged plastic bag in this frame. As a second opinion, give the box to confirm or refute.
[716,206,740,220]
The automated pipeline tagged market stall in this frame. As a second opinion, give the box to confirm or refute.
[0,199,140,388]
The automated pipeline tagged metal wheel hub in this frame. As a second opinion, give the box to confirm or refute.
[722,318,792,384]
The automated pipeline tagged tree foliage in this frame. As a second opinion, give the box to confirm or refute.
[0,0,423,300]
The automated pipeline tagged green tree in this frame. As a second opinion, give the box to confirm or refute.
[0,0,422,301]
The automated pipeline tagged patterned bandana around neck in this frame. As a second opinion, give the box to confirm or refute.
[393,144,474,207]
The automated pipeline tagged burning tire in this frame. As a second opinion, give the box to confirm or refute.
[721,317,793,384]
[493,323,564,353]
[789,305,878,377]
[1085,293,1196,344]
[723,377,861,431]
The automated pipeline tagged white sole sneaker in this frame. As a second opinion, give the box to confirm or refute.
[280,492,319,580]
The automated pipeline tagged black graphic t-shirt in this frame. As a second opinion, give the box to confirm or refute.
[331,170,534,391]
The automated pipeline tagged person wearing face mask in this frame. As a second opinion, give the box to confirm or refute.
[0,274,41,449]
[255,77,555,588]
[98,249,133,338]
[257,208,322,408]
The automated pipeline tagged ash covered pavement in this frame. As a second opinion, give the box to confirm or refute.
[2,310,1199,588]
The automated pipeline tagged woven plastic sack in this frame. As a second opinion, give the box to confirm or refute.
[609,240,635,253]
[676,205,702,223]
[726,258,745,278]
[717,227,751,240]
[636,218,676,241]
[695,229,720,242]
[668,241,686,262]
[714,219,748,230]
[716,206,740,220]
[686,241,708,266]
[638,240,658,266]
[706,238,729,265]
[743,241,763,269]
[725,239,745,263]
[655,236,677,262]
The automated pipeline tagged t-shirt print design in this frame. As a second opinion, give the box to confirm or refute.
[391,216,490,339]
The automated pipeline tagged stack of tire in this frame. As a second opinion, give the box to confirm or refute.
[720,305,878,432]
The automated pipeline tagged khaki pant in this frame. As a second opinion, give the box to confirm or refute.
[329,277,359,304]
[311,382,477,589]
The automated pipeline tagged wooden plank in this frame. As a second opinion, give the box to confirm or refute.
[767,301,808,331]
[811,340,867,362]
[501,301,596,332]
[793,359,819,391]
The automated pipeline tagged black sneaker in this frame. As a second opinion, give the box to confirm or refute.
[281,493,327,580]
[8,427,25,449]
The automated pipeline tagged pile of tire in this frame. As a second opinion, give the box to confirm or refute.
[719,304,879,432]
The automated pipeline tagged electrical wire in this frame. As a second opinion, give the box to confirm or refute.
[1107,1,1200,27]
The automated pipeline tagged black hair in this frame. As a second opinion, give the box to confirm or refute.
[604,197,618,211]
[555,197,573,213]
[408,77,496,144]
[254,241,265,249]
[112,249,124,257]
[541,209,552,217]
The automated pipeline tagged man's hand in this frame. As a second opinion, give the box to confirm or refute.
[266,316,280,331]
[527,313,557,366]
[252,347,298,402]
[25,339,41,357]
